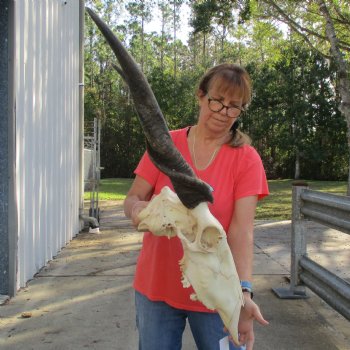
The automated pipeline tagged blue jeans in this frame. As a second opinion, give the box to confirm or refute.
[135,291,246,350]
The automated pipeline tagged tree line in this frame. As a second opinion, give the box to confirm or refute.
[84,0,349,186]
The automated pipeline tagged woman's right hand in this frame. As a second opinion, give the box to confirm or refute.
[124,175,154,228]
[130,201,149,227]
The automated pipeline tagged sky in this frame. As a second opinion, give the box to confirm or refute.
[144,3,192,43]
[128,3,288,43]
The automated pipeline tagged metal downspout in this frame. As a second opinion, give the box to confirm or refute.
[8,0,17,298]
[0,0,18,301]
[78,0,99,232]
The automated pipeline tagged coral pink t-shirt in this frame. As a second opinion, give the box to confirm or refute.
[133,127,269,312]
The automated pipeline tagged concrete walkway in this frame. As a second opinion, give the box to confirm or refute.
[0,201,349,350]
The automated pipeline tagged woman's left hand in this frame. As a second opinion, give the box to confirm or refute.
[236,294,269,350]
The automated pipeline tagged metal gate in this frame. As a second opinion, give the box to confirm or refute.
[84,118,101,223]
[273,183,350,321]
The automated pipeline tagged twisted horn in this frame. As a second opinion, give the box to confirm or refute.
[86,8,213,209]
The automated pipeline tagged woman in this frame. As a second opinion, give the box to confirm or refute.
[124,63,269,350]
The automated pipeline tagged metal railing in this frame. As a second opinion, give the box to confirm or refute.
[273,183,350,321]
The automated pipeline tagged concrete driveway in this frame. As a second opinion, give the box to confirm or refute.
[0,201,349,349]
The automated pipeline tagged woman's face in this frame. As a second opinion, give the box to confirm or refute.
[198,82,243,134]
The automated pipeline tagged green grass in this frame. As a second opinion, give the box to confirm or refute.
[256,179,348,220]
[84,178,133,201]
[86,178,348,220]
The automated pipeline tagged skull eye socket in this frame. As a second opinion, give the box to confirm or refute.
[200,227,221,250]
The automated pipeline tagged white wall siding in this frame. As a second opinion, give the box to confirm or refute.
[15,0,80,288]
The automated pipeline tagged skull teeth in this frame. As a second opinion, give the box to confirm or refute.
[190,293,198,301]
[181,274,191,288]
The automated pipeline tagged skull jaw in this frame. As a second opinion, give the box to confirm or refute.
[137,186,244,344]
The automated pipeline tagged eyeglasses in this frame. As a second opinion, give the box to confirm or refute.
[207,95,243,118]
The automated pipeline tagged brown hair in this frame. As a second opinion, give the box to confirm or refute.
[197,63,252,147]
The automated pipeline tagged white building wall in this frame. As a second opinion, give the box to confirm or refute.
[15,0,80,288]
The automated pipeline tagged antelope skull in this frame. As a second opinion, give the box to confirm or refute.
[137,186,244,343]
[87,8,244,344]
